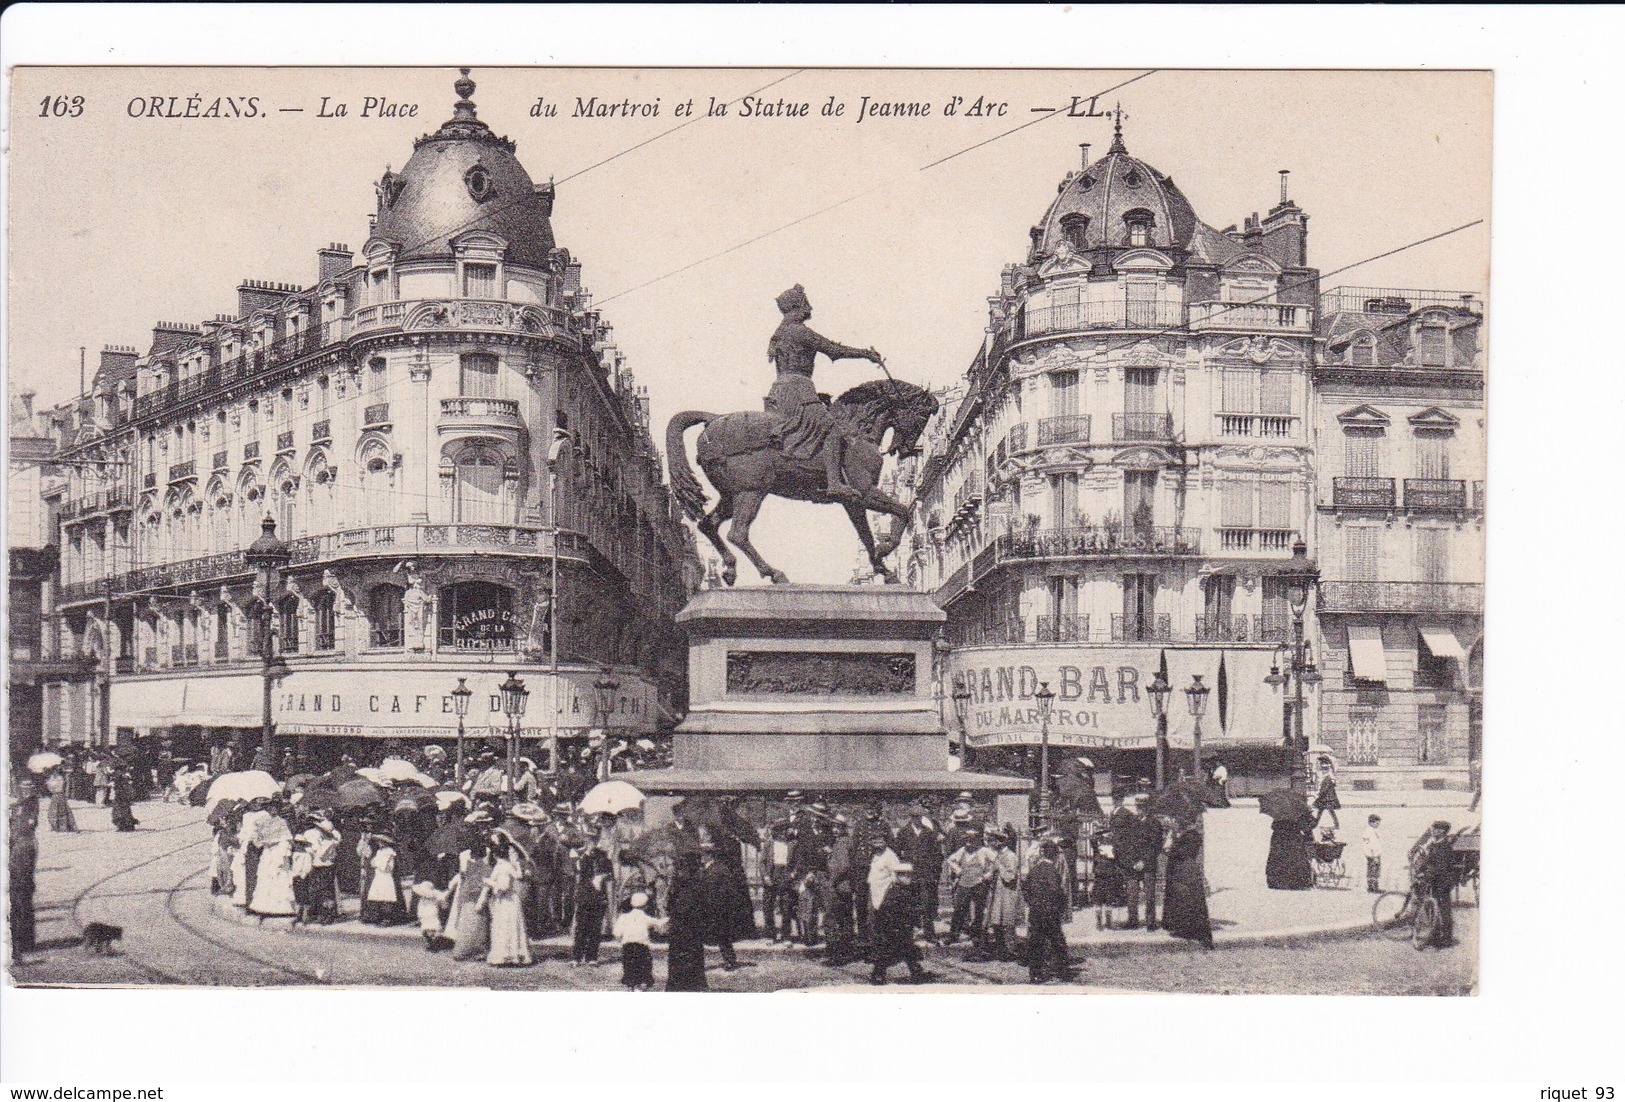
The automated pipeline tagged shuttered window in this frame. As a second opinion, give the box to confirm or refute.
[1344,430,1381,478]
[1258,482,1292,529]
[1260,371,1292,415]
[1124,368,1158,414]
[1345,527,1381,581]
[459,353,500,398]
[463,263,497,298]
[1050,371,1078,417]
[1415,434,1450,480]
[1221,369,1257,413]
[1221,480,1254,527]
[1415,527,1448,583]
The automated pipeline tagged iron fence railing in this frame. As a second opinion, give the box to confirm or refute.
[1318,581,1483,614]
[1404,478,1467,511]
[1034,614,1091,643]
[1037,414,1090,446]
[1112,413,1174,442]
[1332,476,1395,509]
[1110,613,1174,642]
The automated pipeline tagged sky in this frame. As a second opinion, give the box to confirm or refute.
[6,67,1491,583]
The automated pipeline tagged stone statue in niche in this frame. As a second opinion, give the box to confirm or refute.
[402,566,429,651]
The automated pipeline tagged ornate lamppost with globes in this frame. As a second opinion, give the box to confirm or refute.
[593,665,621,780]
[243,517,290,760]
[1264,539,1323,791]
[497,672,528,809]
[1034,680,1056,830]
[450,677,473,785]
[1185,674,1211,784]
[951,680,974,769]
[1147,669,1172,790]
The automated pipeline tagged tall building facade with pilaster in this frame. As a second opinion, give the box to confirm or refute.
[40,72,700,760]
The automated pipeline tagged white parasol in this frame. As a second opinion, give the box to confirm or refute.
[204,769,282,810]
[434,790,471,812]
[27,751,64,773]
[578,779,646,817]
[377,758,420,783]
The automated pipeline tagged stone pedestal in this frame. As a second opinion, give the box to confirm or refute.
[620,585,1029,825]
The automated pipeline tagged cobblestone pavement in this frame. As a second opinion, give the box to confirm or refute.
[9,798,1475,994]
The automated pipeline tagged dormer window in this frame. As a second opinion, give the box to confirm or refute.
[463,263,497,299]
[370,268,392,305]
[1349,333,1377,366]
[1124,209,1154,248]
[1059,213,1090,253]
[1416,317,1449,367]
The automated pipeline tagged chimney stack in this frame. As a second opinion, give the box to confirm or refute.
[1279,169,1290,203]
[317,243,353,285]
[1079,143,1091,170]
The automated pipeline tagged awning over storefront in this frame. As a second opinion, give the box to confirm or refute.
[1347,623,1387,682]
[1418,623,1466,661]
[111,679,186,727]
[180,675,263,727]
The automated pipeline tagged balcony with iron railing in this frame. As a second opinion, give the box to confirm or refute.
[1112,413,1175,442]
[1254,614,1297,644]
[1318,581,1484,614]
[244,441,261,461]
[363,403,391,428]
[996,524,1201,563]
[60,488,133,521]
[1332,476,1396,509]
[1004,423,1028,454]
[1319,286,1482,317]
[952,613,1027,648]
[1194,614,1252,643]
[168,460,196,483]
[438,396,523,438]
[133,322,339,422]
[1403,478,1467,512]
[1111,613,1174,643]
[1217,413,1296,439]
[1034,614,1091,643]
[212,450,229,471]
[276,431,295,453]
[1037,414,1091,446]
[1020,298,1185,339]
[1188,301,1312,332]
[312,419,331,443]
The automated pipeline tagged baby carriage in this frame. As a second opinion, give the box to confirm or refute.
[1311,829,1349,889]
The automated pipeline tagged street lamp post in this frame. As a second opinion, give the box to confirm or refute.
[593,665,620,781]
[951,681,973,769]
[1267,539,1322,792]
[1147,670,1172,791]
[497,671,528,810]
[450,677,473,786]
[1185,674,1210,784]
[1034,681,1056,830]
[243,517,290,761]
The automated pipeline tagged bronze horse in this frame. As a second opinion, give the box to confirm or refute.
[665,380,937,585]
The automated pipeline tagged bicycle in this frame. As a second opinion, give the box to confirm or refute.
[1372,883,1440,950]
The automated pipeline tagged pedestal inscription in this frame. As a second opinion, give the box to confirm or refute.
[725,650,915,695]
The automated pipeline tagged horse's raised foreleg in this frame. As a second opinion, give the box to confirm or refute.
[727,490,788,584]
[696,492,738,586]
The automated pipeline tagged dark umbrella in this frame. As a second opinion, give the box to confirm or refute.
[1259,788,1313,822]
[286,773,320,793]
[188,774,216,807]
[1149,780,1208,827]
[206,797,244,829]
[333,778,386,810]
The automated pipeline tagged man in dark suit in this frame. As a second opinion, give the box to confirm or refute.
[848,804,888,954]
[896,803,946,944]
[1410,820,1457,947]
[1122,794,1163,930]
[1022,839,1071,983]
[698,839,742,969]
[870,864,931,985]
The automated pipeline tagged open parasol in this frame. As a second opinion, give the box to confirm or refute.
[333,777,387,810]
[1148,779,1212,826]
[1258,788,1314,822]
[434,789,471,812]
[206,797,244,830]
[578,779,646,817]
[26,751,64,773]
[203,770,282,811]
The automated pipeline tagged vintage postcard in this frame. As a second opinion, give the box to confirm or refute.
[6,64,1488,999]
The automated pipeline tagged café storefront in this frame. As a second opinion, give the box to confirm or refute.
[947,644,1305,795]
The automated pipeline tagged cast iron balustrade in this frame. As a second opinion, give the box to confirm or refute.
[1037,414,1091,446]
[1195,615,1250,642]
[1004,423,1028,454]
[954,613,1027,647]
[168,460,195,482]
[1035,614,1091,643]
[1318,581,1483,614]
[244,441,261,460]
[995,524,1201,563]
[1187,301,1312,332]
[1218,414,1296,438]
[1112,413,1174,442]
[312,419,331,442]
[1111,613,1174,643]
[363,403,390,427]
[276,431,295,452]
[212,451,228,470]
[143,472,156,489]
[1318,286,1483,316]
[1331,476,1395,509]
[1020,297,1185,337]
[132,323,340,422]
[1255,614,1296,643]
[1404,478,1467,512]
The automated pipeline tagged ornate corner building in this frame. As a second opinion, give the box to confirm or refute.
[36,73,702,760]
[908,122,1484,793]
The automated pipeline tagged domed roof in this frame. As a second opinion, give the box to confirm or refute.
[370,69,555,270]
[1036,118,1198,256]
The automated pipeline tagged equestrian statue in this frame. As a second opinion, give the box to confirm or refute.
[665,284,938,586]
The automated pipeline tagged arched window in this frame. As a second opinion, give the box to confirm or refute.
[305,455,334,536]
[1123,209,1154,248]
[368,585,405,648]
[437,581,515,652]
[459,353,500,397]
[273,475,297,538]
[278,594,300,654]
[313,589,336,651]
[453,444,506,523]
[359,444,392,529]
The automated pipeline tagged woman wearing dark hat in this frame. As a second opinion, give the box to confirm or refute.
[571,841,613,966]
[664,851,709,991]
[765,284,884,503]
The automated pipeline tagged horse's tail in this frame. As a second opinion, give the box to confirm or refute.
[664,411,715,522]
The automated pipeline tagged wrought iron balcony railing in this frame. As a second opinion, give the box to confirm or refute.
[1255,614,1297,644]
[133,322,340,422]
[1331,476,1395,509]
[244,441,260,460]
[1004,423,1028,454]
[1404,478,1467,512]
[995,524,1202,564]
[212,450,229,471]
[1111,613,1174,643]
[1195,614,1251,643]
[952,614,1027,648]
[1112,413,1174,442]
[1037,414,1091,446]
[312,419,331,442]
[1034,614,1091,643]
[168,460,196,483]
[363,403,391,427]
[1318,581,1483,614]
[276,431,295,452]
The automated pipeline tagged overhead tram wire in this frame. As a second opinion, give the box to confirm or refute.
[597,70,1161,308]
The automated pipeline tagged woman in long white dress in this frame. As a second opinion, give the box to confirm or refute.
[248,814,297,917]
[485,832,533,966]
[233,804,270,907]
[448,840,493,961]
